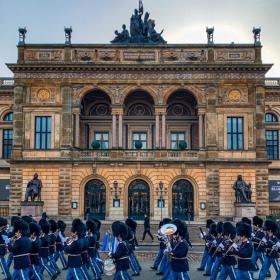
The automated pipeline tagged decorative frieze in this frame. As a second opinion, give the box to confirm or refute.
[24,49,64,62]
[215,49,255,62]
[219,86,249,104]
[31,87,57,104]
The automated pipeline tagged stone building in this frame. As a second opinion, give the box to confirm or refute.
[0,6,280,221]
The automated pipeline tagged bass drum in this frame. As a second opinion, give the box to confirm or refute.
[104,258,116,276]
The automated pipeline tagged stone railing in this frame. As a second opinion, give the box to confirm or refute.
[0,78,14,87]
[265,78,280,87]
[269,206,280,216]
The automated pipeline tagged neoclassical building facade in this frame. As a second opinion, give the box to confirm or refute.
[0,34,280,221]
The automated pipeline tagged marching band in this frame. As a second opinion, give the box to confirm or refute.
[1,215,280,279]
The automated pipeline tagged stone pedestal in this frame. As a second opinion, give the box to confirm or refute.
[234,202,256,221]
[21,201,44,220]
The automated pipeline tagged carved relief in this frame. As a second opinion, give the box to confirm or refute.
[73,49,96,61]
[161,49,207,62]
[31,87,57,104]
[221,87,249,104]
[265,93,280,103]
[215,49,255,62]
[24,49,64,61]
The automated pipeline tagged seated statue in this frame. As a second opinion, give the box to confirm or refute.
[233,175,252,203]
[24,173,43,202]
[148,19,166,44]
[111,24,130,43]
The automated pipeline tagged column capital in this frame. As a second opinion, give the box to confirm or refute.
[72,107,80,114]
[111,106,124,115]
[198,107,206,115]
[155,105,167,115]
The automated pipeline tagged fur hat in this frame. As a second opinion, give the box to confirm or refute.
[39,219,50,234]
[173,219,188,239]
[21,216,35,224]
[253,216,263,228]
[71,218,85,235]
[222,222,236,237]
[29,222,41,237]
[0,217,7,229]
[11,216,21,227]
[237,222,252,238]
[206,219,215,229]
[14,219,29,236]
[241,217,252,225]
[57,220,66,232]
[163,218,172,225]
[264,220,278,234]
[209,223,218,237]
[86,220,97,233]
[125,218,137,231]
[49,220,57,233]
[112,221,128,239]
[217,222,224,234]
[91,218,101,231]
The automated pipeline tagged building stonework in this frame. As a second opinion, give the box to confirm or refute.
[0,38,279,221]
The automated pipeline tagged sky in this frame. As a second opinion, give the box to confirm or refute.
[0,0,279,77]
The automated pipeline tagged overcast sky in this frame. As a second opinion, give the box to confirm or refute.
[0,0,279,77]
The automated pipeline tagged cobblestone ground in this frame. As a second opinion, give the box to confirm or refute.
[39,260,276,280]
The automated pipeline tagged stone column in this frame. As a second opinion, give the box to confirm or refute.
[75,113,80,148]
[118,112,123,148]
[161,113,166,148]
[155,113,160,148]
[198,108,206,149]
[112,113,117,148]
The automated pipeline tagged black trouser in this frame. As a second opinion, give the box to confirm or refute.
[142,228,153,241]
[132,230,139,247]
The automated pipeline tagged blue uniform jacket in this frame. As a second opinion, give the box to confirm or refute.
[65,238,83,268]
[265,235,279,259]
[87,234,98,258]
[9,236,31,269]
[56,231,65,251]
[39,234,50,258]
[237,241,253,271]
[0,230,8,256]
[30,237,41,265]
[170,239,189,272]
[80,236,89,265]
[221,239,237,266]
[112,241,130,271]
[49,233,57,255]
[252,229,265,252]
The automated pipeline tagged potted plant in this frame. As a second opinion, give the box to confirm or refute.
[91,140,101,150]
[134,140,143,150]
[179,140,187,150]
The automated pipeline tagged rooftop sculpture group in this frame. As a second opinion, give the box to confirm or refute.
[111,0,166,44]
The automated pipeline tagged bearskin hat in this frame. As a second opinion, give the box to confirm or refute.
[0,217,7,228]
[86,220,97,233]
[206,219,215,229]
[112,221,128,239]
[163,218,172,225]
[237,222,252,238]
[71,218,85,236]
[222,222,236,237]
[253,216,263,228]
[264,220,278,234]
[241,217,251,225]
[49,219,57,233]
[91,218,101,231]
[209,223,218,237]
[39,219,50,234]
[11,216,21,227]
[21,216,35,224]
[57,220,66,232]
[14,219,29,236]
[29,222,41,237]
[125,218,137,231]
[173,219,188,239]
[217,222,224,234]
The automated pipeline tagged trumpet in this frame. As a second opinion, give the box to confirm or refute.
[160,223,177,259]
[66,234,77,245]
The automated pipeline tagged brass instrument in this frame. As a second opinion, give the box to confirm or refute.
[104,257,116,276]
[160,223,177,259]
[66,234,77,246]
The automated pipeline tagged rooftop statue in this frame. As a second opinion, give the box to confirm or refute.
[111,0,166,44]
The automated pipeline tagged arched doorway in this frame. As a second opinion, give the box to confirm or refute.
[84,179,106,220]
[172,179,194,221]
[128,179,150,220]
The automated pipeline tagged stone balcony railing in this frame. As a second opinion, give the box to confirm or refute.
[0,77,14,87]
[265,78,280,87]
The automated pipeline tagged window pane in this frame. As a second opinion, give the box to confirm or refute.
[35,116,52,150]
[95,134,101,140]
[2,129,13,159]
[227,117,244,150]
[171,133,177,141]
[47,117,52,132]
[35,117,41,133]
[178,133,185,141]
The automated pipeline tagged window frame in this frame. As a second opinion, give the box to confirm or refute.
[35,116,52,150]
[227,117,244,150]
[3,112,13,122]
[94,131,109,150]
[2,129,13,159]
[265,113,278,123]
[266,130,279,160]
[132,132,148,150]
[170,131,186,150]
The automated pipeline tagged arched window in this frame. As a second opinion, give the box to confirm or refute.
[3,112,13,122]
[265,113,278,123]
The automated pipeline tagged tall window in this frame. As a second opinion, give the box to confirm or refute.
[132,132,147,149]
[265,113,278,123]
[3,112,13,122]
[227,117,244,150]
[171,132,185,149]
[266,130,279,160]
[35,116,52,149]
[2,129,13,159]
[94,132,109,149]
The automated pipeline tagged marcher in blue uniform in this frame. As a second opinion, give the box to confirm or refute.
[217,222,237,280]
[235,222,254,280]
[55,220,67,269]
[64,218,84,280]
[169,219,190,280]
[91,218,103,274]
[258,220,279,280]
[38,219,57,279]
[29,222,44,280]
[86,220,101,280]
[110,221,132,280]
[48,220,61,276]
[0,217,11,280]
[197,219,215,272]
[8,219,31,280]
